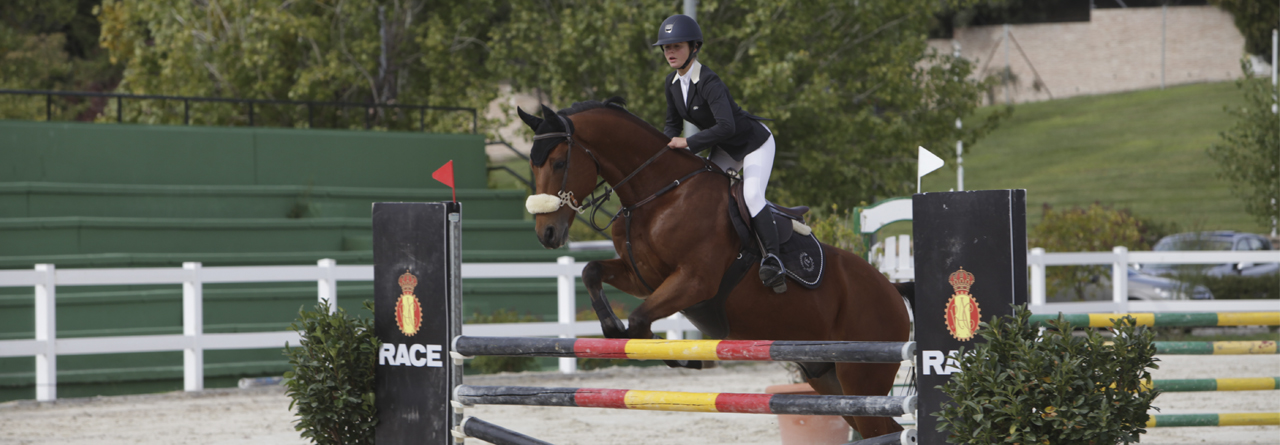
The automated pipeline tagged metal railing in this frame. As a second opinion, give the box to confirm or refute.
[0,89,477,133]
[0,257,696,402]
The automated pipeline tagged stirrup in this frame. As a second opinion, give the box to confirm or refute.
[759,253,787,293]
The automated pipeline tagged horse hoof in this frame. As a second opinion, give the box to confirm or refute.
[664,359,704,370]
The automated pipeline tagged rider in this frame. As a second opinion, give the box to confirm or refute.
[654,14,787,292]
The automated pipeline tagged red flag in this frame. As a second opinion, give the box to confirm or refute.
[432,160,456,202]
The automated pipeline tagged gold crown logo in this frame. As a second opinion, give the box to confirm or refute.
[948,268,974,295]
[398,271,418,294]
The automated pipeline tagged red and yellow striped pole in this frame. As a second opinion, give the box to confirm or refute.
[453,336,914,363]
[454,385,916,417]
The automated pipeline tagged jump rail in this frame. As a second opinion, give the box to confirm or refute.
[1147,413,1280,428]
[1149,377,1279,392]
[845,429,919,445]
[1154,341,1278,355]
[452,336,915,363]
[1029,312,1280,328]
[455,417,551,445]
[453,385,917,417]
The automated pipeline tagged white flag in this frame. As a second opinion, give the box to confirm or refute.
[917,146,945,193]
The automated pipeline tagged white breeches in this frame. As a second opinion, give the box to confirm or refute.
[707,127,775,217]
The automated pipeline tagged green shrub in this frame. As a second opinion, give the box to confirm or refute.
[1030,203,1157,300]
[934,305,1159,444]
[807,203,865,256]
[465,309,542,374]
[283,301,379,445]
[1196,274,1279,300]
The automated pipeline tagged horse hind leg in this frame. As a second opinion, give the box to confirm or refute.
[835,362,904,439]
[802,362,843,395]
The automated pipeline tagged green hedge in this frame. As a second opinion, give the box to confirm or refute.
[934,306,1159,444]
[283,301,379,445]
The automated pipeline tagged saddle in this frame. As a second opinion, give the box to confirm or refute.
[727,180,826,289]
[678,177,828,340]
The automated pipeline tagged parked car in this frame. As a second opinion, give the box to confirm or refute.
[1137,231,1279,277]
[1126,269,1213,301]
[1051,269,1214,302]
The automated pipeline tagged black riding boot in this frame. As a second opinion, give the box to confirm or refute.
[751,212,788,293]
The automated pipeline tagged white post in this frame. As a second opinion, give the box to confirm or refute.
[1111,246,1129,313]
[665,313,685,341]
[34,264,56,402]
[317,258,337,314]
[955,118,964,191]
[681,0,699,140]
[1160,4,1166,90]
[556,256,577,374]
[1003,24,1011,104]
[1029,248,1046,307]
[183,262,204,392]
[1273,29,1277,92]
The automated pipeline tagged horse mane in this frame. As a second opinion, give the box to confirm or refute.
[560,96,669,141]
[530,96,670,166]
[559,96,630,116]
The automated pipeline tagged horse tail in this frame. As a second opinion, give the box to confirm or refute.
[893,281,915,311]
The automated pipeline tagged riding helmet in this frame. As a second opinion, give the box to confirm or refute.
[652,14,702,47]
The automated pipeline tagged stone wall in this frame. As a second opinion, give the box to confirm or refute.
[929,5,1248,104]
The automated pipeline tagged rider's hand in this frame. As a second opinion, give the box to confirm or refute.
[667,137,688,149]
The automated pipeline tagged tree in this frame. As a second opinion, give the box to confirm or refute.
[0,0,122,120]
[97,0,500,131]
[1029,203,1151,300]
[490,0,1007,209]
[1209,0,1278,64]
[1208,62,1279,230]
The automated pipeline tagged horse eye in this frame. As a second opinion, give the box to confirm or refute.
[553,160,566,170]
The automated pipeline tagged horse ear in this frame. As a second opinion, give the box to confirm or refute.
[517,107,543,131]
[539,104,559,128]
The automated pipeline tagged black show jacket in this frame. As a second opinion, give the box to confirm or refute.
[663,62,771,162]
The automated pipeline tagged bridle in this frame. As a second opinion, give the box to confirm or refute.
[528,111,720,292]
[529,112,713,231]
[528,113,603,216]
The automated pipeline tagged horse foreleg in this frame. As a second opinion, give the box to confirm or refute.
[623,268,710,340]
[581,259,637,339]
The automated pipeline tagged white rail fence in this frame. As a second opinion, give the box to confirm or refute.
[3,248,1278,402]
[1028,247,1280,314]
[0,258,697,402]
[870,238,1278,314]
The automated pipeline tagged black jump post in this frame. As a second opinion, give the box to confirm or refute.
[373,202,462,444]
[912,190,1027,444]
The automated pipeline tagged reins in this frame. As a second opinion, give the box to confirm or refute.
[532,113,723,293]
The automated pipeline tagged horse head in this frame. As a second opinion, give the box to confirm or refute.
[518,104,602,249]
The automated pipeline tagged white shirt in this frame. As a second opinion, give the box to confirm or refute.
[672,60,702,107]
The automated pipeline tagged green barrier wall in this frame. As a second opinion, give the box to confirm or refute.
[0,120,612,402]
[0,120,487,189]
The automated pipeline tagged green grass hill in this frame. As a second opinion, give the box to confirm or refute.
[922,81,1266,235]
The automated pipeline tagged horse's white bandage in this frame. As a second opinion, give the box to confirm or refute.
[526,194,562,214]
[791,219,812,236]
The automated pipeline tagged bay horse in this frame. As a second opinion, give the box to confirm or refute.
[517,99,912,438]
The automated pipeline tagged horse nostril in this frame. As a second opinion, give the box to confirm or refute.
[543,226,556,243]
